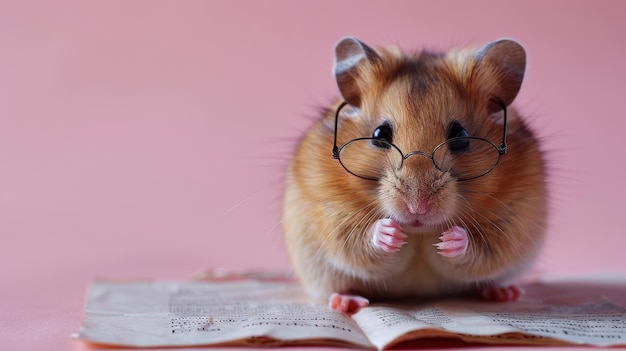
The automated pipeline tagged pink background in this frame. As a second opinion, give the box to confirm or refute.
[1,1,625,350]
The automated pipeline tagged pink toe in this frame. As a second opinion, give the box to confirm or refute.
[328,293,341,309]
[328,293,369,314]
[435,226,468,258]
[481,285,524,302]
[372,219,407,252]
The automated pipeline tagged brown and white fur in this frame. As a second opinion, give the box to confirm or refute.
[282,37,547,313]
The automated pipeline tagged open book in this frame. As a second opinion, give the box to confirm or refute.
[75,271,626,349]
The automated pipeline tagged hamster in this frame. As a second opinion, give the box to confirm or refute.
[282,37,547,314]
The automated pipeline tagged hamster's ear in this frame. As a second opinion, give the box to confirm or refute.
[473,39,526,112]
[334,37,380,107]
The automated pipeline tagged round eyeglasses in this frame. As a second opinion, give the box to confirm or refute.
[331,100,509,181]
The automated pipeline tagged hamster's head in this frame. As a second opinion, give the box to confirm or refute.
[332,37,528,229]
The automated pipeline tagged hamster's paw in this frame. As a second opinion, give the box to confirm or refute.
[371,218,407,253]
[434,226,468,258]
[481,285,524,302]
[328,293,370,314]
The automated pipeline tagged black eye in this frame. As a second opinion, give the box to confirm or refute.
[447,122,470,153]
[372,121,393,149]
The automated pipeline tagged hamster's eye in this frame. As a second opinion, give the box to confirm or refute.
[372,121,393,149]
[447,122,470,153]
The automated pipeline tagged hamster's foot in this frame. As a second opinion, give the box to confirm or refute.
[481,285,524,302]
[371,218,407,253]
[328,293,370,314]
[434,226,468,258]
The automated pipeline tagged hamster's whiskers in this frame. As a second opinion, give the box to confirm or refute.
[455,190,537,261]
[459,188,542,247]
[304,187,382,265]
[341,205,382,253]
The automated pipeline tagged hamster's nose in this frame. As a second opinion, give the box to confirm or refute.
[407,198,432,215]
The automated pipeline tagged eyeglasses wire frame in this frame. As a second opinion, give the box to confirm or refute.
[331,98,509,181]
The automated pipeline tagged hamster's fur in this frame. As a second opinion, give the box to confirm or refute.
[282,37,547,312]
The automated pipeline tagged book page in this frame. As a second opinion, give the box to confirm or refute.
[353,304,520,349]
[353,287,626,350]
[76,274,626,350]
[77,279,372,348]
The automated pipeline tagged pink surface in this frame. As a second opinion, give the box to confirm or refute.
[1,1,625,350]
